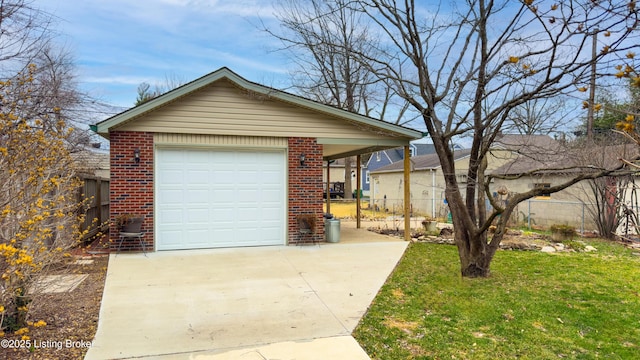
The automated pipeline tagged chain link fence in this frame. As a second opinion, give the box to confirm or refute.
[366,196,598,232]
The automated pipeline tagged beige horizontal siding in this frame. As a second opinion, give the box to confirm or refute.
[154,133,288,148]
[117,79,395,141]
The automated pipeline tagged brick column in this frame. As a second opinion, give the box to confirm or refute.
[109,131,154,251]
[288,138,324,244]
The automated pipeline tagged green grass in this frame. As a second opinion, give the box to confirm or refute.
[353,240,640,359]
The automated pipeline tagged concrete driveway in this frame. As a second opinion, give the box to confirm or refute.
[85,233,407,359]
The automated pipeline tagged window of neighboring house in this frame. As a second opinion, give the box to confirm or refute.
[365,170,370,184]
[534,183,551,198]
[409,147,416,157]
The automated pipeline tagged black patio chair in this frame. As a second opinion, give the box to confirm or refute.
[117,217,147,255]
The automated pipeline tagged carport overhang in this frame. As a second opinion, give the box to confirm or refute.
[320,138,412,161]
[321,138,417,242]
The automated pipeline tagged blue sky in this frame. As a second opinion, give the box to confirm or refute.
[38,0,289,110]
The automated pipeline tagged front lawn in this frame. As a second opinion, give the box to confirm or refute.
[354,240,640,359]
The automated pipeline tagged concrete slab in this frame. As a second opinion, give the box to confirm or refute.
[85,238,407,359]
[155,336,370,360]
[74,259,95,265]
[31,274,89,294]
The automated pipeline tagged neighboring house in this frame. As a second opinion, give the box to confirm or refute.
[362,143,435,195]
[322,158,364,197]
[91,67,422,251]
[73,144,110,179]
[369,134,564,219]
[492,140,639,230]
[370,149,495,218]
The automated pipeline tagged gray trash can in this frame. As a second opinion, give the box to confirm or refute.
[325,219,340,243]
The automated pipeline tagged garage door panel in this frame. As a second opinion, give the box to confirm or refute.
[159,170,184,186]
[212,188,236,202]
[187,170,210,185]
[184,229,209,243]
[261,189,282,201]
[185,189,209,203]
[159,189,185,205]
[212,170,234,184]
[261,172,282,185]
[160,150,184,163]
[186,208,209,223]
[237,189,259,202]
[159,208,183,224]
[158,230,183,248]
[157,148,285,250]
[261,210,282,222]
[211,228,234,241]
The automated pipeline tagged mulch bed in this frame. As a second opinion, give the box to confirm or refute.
[1,237,110,360]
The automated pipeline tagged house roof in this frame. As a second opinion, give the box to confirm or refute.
[92,67,423,160]
[490,134,565,175]
[371,149,472,173]
[492,140,639,176]
[72,147,110,177]
[365,143,436,167]
[387,143,436,162]
[493,133,562,151]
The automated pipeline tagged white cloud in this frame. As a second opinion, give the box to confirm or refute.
[83,75,158,86]
[35,0,289,108]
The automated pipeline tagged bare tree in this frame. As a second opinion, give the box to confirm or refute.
[506,96,570,136]
[345,0,640,277]
[567,139,637,238]
[0,1,107,333]
[135,73,187,106]
[0,0,53,68]
[267,0,414,199]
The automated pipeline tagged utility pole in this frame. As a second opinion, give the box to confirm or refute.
[587,30,598,140]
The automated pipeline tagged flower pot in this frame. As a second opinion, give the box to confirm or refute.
[423,220,437,232]
[121,217,143,233]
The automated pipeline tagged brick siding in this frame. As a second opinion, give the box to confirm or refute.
[288,137,324,244]
[109,131,154,251]
[109,133,324,250]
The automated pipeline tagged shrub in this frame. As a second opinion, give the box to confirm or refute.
[549,224,577,242]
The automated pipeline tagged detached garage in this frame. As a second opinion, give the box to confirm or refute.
[92,67,421,252]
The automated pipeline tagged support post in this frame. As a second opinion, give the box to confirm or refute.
[404,146,411,241]
[356,154,361,229]
[326,160,331,216]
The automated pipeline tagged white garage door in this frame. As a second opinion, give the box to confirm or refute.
[156,148,286,250]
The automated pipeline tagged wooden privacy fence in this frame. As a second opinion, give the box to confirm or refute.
[79,176,110,240]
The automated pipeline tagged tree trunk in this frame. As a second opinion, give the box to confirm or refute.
[455,230,497,278]
[344,156,353,199]
[459,254,492,277]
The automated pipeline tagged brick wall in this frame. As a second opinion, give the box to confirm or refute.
[288,137,324,244]
[109,133,323,249]
[109,131,154,251]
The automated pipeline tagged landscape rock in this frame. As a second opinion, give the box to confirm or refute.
[541,246,557,253]
[584,245,597,252]
[439,228,454,237]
